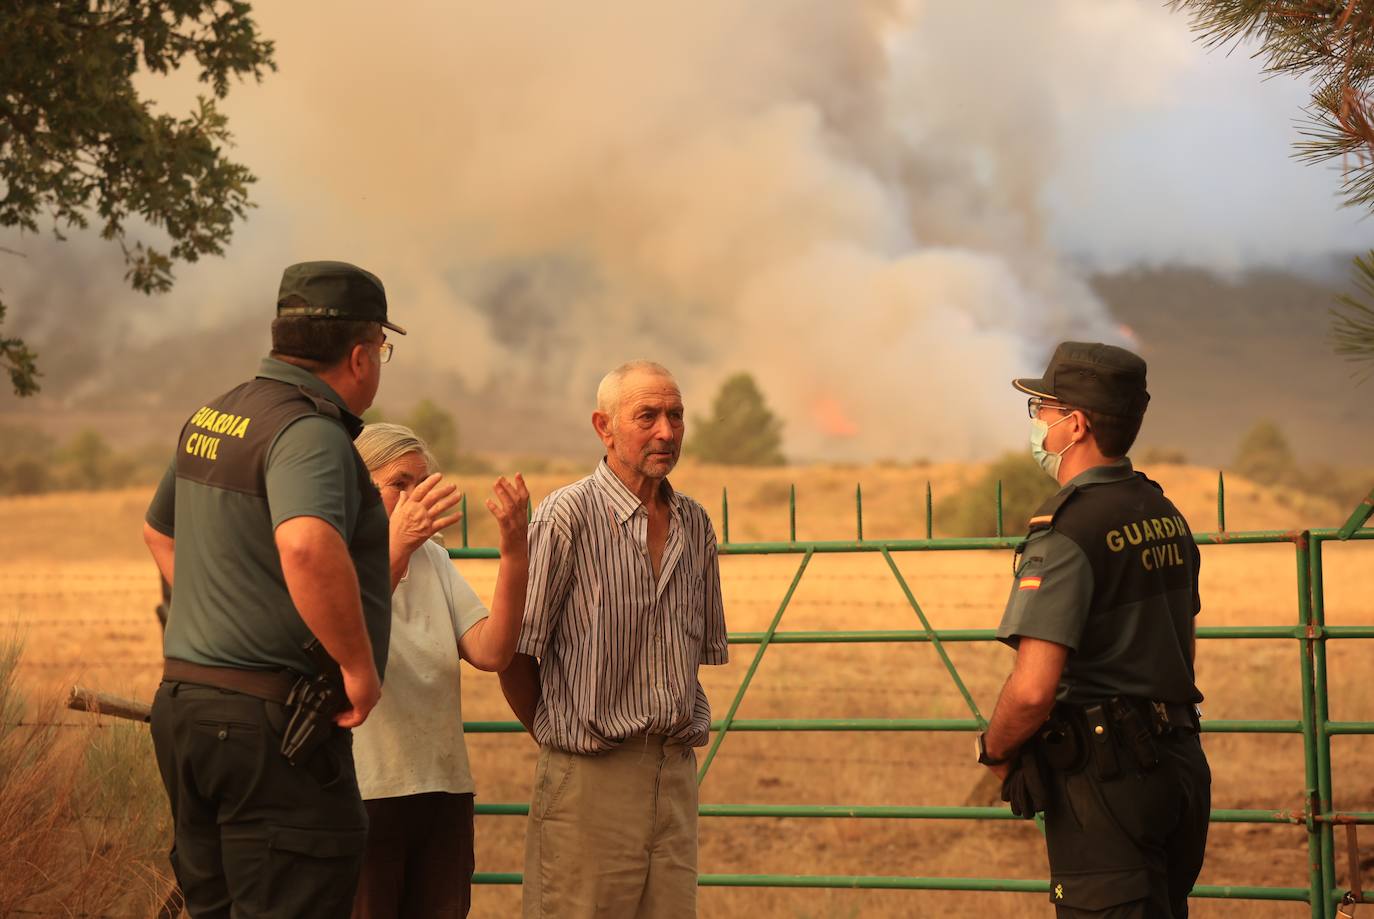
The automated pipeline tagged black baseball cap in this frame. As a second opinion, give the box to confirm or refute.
[1013,341,1149,417]
[276,261,406,335]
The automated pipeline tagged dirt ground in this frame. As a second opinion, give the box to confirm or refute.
[1,461,1370,917]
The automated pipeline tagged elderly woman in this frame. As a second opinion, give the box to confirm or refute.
[351,422,529,919]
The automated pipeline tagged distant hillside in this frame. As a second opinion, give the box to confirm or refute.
[3,262,1372,472]
[1090,266,1373,468]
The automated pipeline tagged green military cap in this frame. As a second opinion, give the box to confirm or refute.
[1013,341,1149,417]
[276,261,406,334]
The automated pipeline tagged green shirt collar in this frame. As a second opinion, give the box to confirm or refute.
[1064,457,1134,490]
[255,357,363,434]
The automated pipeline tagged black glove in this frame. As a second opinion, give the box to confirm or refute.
[1000,749,1048,819]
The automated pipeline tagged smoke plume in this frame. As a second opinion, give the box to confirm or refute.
[3,0,1199,459]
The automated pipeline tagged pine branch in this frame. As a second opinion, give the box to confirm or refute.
[1332,251,1374,379]
[1173,8,1374,207]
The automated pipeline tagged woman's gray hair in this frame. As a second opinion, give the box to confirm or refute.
[354,422,437,474]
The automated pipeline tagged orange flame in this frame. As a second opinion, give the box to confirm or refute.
[811,396,859,438]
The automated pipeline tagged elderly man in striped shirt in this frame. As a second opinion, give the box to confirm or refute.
[500,359,730,919]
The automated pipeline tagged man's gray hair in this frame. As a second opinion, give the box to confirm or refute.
[354,422,437,474]
[596,360,677,417]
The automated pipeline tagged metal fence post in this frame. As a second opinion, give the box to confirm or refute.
[855,484,864,542]
[1296,532,1326,918]
[789,484,796,543]
[1309,535,1338,913]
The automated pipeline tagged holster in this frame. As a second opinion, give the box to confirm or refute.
[1038,710,1086,774]
[1110,697,1160,772]
[279,639,347,767]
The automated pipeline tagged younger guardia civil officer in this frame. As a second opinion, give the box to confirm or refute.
[142,261,402,918]
[499,360,730,919]
[978,342,1210,919]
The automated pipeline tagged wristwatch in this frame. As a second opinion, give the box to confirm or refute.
[976,732,1011,766]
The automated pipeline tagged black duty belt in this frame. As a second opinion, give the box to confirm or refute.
[163,658,296,704]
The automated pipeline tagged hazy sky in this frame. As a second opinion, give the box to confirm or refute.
[5,0,1371,459]
[1044,10,1374,271]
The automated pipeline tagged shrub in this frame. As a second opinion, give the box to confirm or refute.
[404,398,461,471]
[56,430,139,490]
[687,373,786,466]
[1232,420,1297,486]
[0,426,160,495]
[935,452,1060,536]
[400,398,495,475]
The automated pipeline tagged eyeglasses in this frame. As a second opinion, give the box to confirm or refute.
[1026,397,1071,419]
[377,341,394,364]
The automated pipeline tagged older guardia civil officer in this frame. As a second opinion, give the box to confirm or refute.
[499,360,729,919]
[350,423,529,919]
[143,261,398,918]
[979,342,1209,919]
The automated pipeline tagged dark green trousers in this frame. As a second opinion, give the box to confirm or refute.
[1044,732,1211,918]
[151,680,368,919]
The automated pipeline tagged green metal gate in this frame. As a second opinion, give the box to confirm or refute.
[450,477,1374,917]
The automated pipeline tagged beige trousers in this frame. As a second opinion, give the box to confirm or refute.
[522,736,699,919]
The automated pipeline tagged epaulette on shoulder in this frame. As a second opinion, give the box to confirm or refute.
[1026,485,1078,532]
[297,385,342,420]
[1136,471,1164,493]
[294,383,364,437]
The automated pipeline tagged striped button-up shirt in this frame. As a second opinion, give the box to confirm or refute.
[516,459,729,754]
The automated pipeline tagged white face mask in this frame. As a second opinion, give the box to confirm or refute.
[1030,413,1075,480]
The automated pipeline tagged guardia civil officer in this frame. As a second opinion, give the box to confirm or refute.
[143,261,403,918]
[977,342,1210,918]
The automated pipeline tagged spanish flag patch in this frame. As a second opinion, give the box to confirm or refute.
[1018,576,1043,591]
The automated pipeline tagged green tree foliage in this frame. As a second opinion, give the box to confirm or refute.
[687,373,785,466]
[1231,419,1298,486]
[0,1,276,395]
[1226,418,1374,511]
[386,399,493,475]
[936,452,1059,537]
[1334,254,1374,380]
[1172,1,1374,368]
[4,457,49,495]
[55,429,136,490]
[404,398,460,472]
[0,423,54,493]
[0,424,158,494]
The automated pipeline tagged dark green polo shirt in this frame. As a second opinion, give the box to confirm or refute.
[146,357,390,677]
[996,458,1203,705]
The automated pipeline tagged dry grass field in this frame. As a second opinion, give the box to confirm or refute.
[1,459,1371,917]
